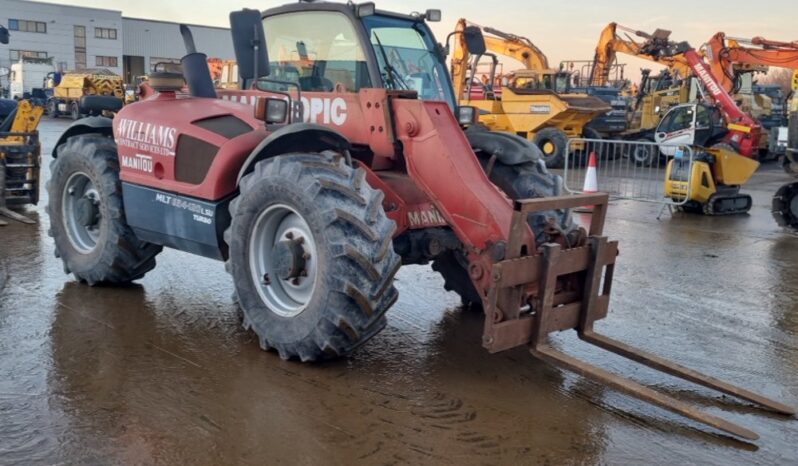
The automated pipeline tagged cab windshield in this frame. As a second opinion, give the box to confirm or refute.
[362,15,455,108]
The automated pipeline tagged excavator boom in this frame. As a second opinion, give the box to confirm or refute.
[590,23,692,86]
[705,32,798,92]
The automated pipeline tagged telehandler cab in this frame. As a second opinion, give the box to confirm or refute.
[47,2,793,439]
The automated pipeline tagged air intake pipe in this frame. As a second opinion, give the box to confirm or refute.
[179,24,216,98]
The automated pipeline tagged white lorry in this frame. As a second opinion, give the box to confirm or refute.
[9,58,55,100]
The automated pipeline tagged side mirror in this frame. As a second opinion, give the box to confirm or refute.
[463,26,486,55]
[0,26,8,45]
[425,9,441,22]
[230,9,270,87]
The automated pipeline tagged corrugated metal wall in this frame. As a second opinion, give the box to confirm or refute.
[122,18,234,73]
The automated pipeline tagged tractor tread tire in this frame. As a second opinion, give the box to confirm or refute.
[433,157,574,306]
[225,153,400,362]
[46,134,162,285]
[773,181,798,231]
[533,127,569,169]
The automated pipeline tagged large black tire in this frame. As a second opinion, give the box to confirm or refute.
[46,99,58,118]
[533,127,569,168]
[225,152,401,361]
[47,134,162,285]
[627,137,658,166]
[582,126,602,140]
[432,157,573,306]
[773,181,798,231]
[70,101,80,120]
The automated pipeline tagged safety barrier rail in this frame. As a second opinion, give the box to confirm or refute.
[563,138,694,206]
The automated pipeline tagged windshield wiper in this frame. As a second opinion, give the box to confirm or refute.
[373,32,408,90]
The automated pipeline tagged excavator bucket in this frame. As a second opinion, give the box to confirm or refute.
[482,193,794,440]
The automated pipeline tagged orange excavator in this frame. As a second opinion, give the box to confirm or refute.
[704,33,798,93]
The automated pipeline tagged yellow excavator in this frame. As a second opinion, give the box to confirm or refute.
[0,26,42,225]
[449,19,609,168]
[590,22,698,145]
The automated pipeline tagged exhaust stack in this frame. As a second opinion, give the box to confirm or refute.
[179,24,216,98]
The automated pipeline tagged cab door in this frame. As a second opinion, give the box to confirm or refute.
[655,104,697,156]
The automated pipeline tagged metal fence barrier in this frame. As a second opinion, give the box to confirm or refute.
[563,138,694,206]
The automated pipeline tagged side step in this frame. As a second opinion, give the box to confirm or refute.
[483,193,795,440]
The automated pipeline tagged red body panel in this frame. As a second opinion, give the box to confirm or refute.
[114,92,267,200]
[119,86,535,278]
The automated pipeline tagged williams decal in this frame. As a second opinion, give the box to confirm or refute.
[115,118,177,156]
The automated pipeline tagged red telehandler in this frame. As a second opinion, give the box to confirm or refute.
[46,2,793,439]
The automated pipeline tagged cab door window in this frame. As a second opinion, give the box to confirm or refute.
[659,107,694,133]
[261,11,371,92]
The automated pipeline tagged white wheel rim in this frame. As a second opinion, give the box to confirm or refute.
[62,171,102,254]
[248,204,319,318]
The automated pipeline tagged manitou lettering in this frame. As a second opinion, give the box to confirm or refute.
[407,207,447,228]
[694,63,723,97]
[115,118,177,156]
[121,154,153,173]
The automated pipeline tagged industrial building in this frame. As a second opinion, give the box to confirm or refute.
[0,0,234,83]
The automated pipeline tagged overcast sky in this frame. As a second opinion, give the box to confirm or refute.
[63,0,797,80]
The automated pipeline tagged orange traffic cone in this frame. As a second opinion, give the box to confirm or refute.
[579,152,599,212]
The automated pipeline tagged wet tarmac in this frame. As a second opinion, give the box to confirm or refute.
[1,119,797,465]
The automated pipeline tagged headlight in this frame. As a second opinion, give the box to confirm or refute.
[255,97,289,124]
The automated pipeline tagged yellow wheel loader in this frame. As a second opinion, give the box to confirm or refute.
[449,20,609,168]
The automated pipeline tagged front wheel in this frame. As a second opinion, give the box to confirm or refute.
[433,157,575,306]
[533,127,569,168]
[47,99,58,118]
[46,134,162,285]
[225,152,401,361]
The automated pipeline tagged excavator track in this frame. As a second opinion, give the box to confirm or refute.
[703,190,752,216]
[772,181,798,231]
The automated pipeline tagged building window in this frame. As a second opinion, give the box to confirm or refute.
[8,19,47,34]
[96,56,118,67]
[74,26,86,70]
[94,27,117,40]
[9,50,48,61]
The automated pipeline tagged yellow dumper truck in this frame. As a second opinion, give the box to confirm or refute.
[46,69,125,120]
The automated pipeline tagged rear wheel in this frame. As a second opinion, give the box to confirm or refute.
[628,137,657,166]
[70,102,80,120]
[533,127,569,168]
[46,134,162,285]
[433,157,574,306]
[225,152,400,361]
